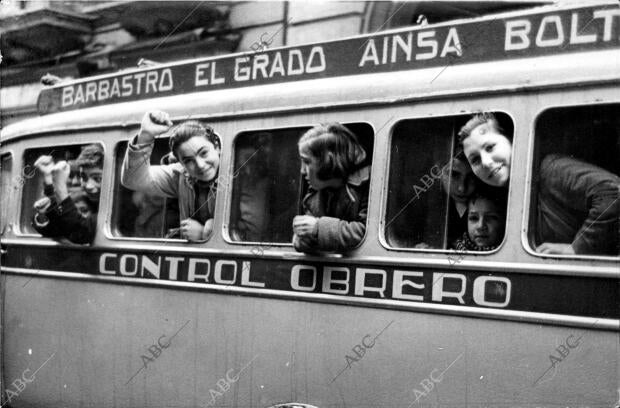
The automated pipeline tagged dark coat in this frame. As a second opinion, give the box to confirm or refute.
[536,154,619,255]
[33,185,98,244]
[295,166,370,252]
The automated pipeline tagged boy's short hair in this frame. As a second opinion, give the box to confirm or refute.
[458,112,507,144]
[298,123,366,180]
[77,144,104,169]
[168,121,221,159]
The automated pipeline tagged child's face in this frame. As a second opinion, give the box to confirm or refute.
[80,167,103,201]
[441,158,475,204]
[75,200,93,219]
[176,136,220,182]
[463,123,512,187]
[467,197,504,248]
[299,144,327,190]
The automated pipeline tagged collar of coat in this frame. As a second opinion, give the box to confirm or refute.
[313,165,370,203]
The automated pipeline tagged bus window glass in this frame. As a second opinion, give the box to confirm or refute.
[386,113,513,251]
[113,138,179,238]
[20,144,103,243]
[1,154,13,234]
[530,104,620,257]
[230,127,309,243]
[230,123,374,245]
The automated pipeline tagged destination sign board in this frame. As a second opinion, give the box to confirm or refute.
[37,5,620,115]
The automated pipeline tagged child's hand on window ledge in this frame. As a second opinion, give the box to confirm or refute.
[34,197,52,214]
[536,242,575,255]
[181,218,205,242]
[292,215,318,239]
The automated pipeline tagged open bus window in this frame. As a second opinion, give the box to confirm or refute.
[529,104,620,257]
[112,138,180,239]
[20,144,103,244]
[229,123,374,245]
[385,113,513,251]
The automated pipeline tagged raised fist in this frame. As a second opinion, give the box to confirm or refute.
[49,161,71,202]
[51,161,71,185]
[138,110,173,144]
[34,155,55,177]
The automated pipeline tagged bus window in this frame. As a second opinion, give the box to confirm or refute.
[385,113,513,251]
[20,144,103,243]
[112,138,180,239]
[1,154,13,234]
[529,104,620,257]
[229,123,374,245]
[229,127,309,243]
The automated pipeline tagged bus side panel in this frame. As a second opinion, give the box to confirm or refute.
[2,275,617,407]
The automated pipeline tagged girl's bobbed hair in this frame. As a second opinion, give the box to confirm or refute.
[458,112,510,144]
[168,120,221,159]
[299,123,366,181]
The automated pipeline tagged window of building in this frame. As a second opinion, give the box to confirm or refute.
[529,104,619,257]
[20,144,103,236]
[112,138,180,239]
[385,113,513,251]
[229,123,374,244]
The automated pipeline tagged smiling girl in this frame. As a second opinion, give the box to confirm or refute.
[122,111,221,242]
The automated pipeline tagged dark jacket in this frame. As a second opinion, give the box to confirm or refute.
[536,154,619,255]
[33,185,98,244]
[295,166,370,252]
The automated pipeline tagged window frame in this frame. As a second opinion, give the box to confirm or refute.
[379,110,516,255]
[223,121,376,250]
[523,102,620,261]
[1,152,15,235]
[16,140,107,239]
[107,134,191,243]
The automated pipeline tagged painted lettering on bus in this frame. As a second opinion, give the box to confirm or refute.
[359,28,463,67]
[97,254,511,308]
[505,9,620,51]
[99,253,264,287]
[234,46,326,82]
[61,68,174,107]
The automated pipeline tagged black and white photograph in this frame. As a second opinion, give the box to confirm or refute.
[0,0,619,407]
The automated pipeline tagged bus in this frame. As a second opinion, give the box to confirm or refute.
[1,2,618,407]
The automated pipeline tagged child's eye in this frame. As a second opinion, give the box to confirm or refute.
[200,150,209,157]
[485,144,495,152]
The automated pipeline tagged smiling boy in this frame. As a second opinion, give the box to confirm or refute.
[33,144,103,244]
